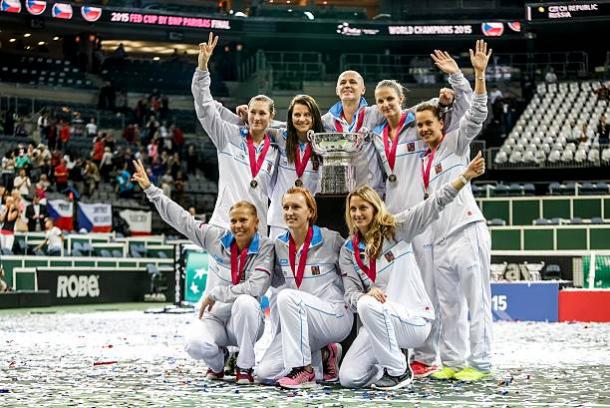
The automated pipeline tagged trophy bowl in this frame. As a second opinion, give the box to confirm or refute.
[307,130,371,195]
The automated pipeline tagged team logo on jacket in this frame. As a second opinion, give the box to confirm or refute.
[311,265,320,275]
[435,163,443,174]
[384,251,395,263]
[407,143,415,152]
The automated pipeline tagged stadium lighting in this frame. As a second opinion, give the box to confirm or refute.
[153,56,160,61]
[53,36,60,41]
[304,11,314,20]
[38,41,45,45]
[234,12,247,17]
[24,33,31,37]
[9,38,16,43]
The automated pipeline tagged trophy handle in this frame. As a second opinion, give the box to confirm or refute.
[307,129,315,143]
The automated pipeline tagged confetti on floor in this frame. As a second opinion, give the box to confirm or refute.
[1,305,609,407]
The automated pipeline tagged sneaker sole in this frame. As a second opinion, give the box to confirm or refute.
[371,376,413,391]
[278,381,317,389]
[235,379,254,385]
[323,343,343,382]
[414,368,440,378]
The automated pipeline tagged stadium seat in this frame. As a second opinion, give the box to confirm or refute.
[543,264,562,280]
[130,247,143,258]
[580,181,595,195]
[570,217,583,224]
[564,182,578,195]
[591,217,604,224]
[548,149,561,163]
[602,148,610,164]
[112,250,123,258]
[588,149,600,164]
[493,184,510,196]
[100,249,112,258]
[595,182,609,194]
[72,249,84,257]
[534,218,550,225]
[561,150,574,162]
[487,218,506,226]
[523,183,536,195]
[509,183,524,196]
[549,217,562,225]
[509,151,523,163]
[495,151,508,164]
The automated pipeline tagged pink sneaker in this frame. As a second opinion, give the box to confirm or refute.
[206,368,224,380]
[278,367,316,389]
[322,343,343,382]
[410,361,440,378]
[235,367,254,384]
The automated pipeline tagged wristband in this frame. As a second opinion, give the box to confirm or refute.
[459,174,469,185]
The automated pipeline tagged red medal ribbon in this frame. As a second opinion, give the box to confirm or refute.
[421,135,445,195]
[230,241,249,285]
[246,133,271,180]
[335,108,366,133]
[382,112,408,172]
[294,143,312,179]
[288,227,314,288]
[352,232,376,282]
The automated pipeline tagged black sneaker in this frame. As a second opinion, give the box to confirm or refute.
[371,366,414,390]
[224,350,237,377]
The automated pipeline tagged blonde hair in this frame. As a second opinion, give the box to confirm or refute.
[375,79,407,104]
[344,185,396,260]
[229,201,258,219]
[248,95,275,117]
[282,187,318,226]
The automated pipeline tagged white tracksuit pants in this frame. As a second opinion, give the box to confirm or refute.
[185,294,264,372]
[434,221,492,372]
[339,296,431,388]
[411,233,441,366]
[256,289,353,381]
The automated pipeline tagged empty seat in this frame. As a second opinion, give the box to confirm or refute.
[534,218,550,225]
[112,249,123,258]
[570,217,583,224]
[509,183,524,196]
[100,249,112,258]
[523,183,536,195]
[596,182,609,194]
[493,184,510,196]
[591,217,604,224]
[549,217,562,225]
[487,218,506,226]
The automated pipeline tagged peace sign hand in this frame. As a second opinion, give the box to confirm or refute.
[198,32,219,71]
[469,39,492,74]
[131,159,151,190]
[430,50,460,75]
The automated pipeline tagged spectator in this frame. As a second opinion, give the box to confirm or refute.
[83,160,101,196]
[35,175,49,202]
[147,138,160,163]
[160,170,173,197]
[174,170,188,207]
[25,194,48,232]
[116,163,134,198]
[54,159,69,193]
[37,111,49,141]
[86,118,98,138]
[171,124,185,154]
[544,67,557,83]
[104,132,116,152]
[169,153,182,179]
[113,43,127,59]
[0,266,8,292]
[0,196,19,253]
[59,120,71,150]
[72,113,84,138]
[123,123,138,145]
[14,117,28,137]
[1,151,16,189]
[186,144,198,176]
[598,114,610,144]
[34,217,63,256]
[15,147,31,172]
[70,158,85,196]
[91,135,105,165]
[100,147,114,182]
[13,168,31,197]
[594,82,610,101]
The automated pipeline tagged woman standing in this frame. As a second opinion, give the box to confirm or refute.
[193,32,278,236]
[338,153,486,390]
[256,187,352,389]
[369,48,474,377]
[0,196,19,253]
[415,40,493,382]
[133,159,273,384]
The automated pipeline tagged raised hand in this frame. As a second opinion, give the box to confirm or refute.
[463,151,486,180]
[198,32,219,71]
[469,39,492,74]
[131,159,151,190]
[439,87,456,106]
[431,50,460,75]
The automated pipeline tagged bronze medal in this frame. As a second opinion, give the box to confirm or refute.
[295,179,303,187]
[388,174,397,182]
[250,180,258,188]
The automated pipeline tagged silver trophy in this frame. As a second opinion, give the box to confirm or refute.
[307,129,371,195]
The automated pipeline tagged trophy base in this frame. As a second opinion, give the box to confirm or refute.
[318,164,356,195]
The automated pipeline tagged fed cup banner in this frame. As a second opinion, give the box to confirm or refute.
[491,282,559,322]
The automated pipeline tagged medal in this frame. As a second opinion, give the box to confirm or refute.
[294,143,312,187]
[230,241,249,285]
[352,232,376,282]
[423,192,429,200]
[388,174,397,182]
[383,112,407,182]
[421,135,444,202]
[295,179,303,187]
[288,227,314,288]
[246,133,270,190]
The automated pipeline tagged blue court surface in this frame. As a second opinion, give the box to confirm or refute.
[1,304,609,407]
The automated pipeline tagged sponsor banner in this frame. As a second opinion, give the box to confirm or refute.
[47,199,73,231]
[559,290,610,322]
[184,251,208,303]
[77,202,112,233]
[491,282,559,322]
[119,209,151,236]
[36,267,175,305]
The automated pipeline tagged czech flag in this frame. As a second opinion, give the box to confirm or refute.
[48,199,74,231]
[508,22,521,32]
[1,0,22,13]
[77,203,112,233]
[81,6,102,22]
[52,3,73,19]
[481,22,504,37]
[25,0,46,15]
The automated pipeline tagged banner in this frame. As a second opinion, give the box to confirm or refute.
[47,199,73,231]
[184,251,208,303]
[491,282,559,322]
[77,202,112,232]
[119,209,152,236]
